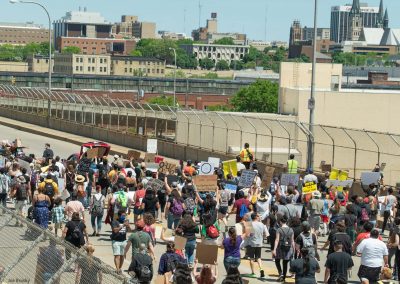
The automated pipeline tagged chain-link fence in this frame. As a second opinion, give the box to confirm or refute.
[1,85,400,186]
[0,206,128,284]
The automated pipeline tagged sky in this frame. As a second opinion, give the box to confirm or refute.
[1,0,400,42]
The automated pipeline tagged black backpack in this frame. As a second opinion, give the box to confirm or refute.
[16,184,28,201]
[44,182,55,197]
[279,227,292,252]
[71,222,83,244]
[165,253,180,273]
[134,253,153,282]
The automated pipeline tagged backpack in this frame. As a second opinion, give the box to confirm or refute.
[165,254,180,273]
[184,197,196,215]
[16,184,28,201]
[44,182,55,197]
[30,172,37,187]
[170,199,184,216]
[91,195,104,216]
[206,224,220,239]
[239,203,249,218]
[0,174,8,194]
[300,233,315,258]
[279,227,292,252]
[71,222,83,243]
[116,191,127,209]
[134,254,153,282]
[361,207,370,222]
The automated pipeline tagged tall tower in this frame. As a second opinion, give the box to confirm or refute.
[383,8,389,29]
[348,0,362,41]
[289,20,303,45]
[376,0,384,28]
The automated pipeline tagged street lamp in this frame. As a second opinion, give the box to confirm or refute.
[169,47,177,107]
[307,0,318,170]
[10,0,52,120]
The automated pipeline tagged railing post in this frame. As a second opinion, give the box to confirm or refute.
[364,130,380,166]
[343,128,357,179]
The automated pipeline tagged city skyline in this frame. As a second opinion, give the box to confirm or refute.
[1,0,400,42]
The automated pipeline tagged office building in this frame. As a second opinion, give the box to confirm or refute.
[158,31,188,40]
[192,13,219,42]
[57,37,136,55]
[180,43,249,64]
[208,33,247,45]
[330,0,389,43]
[111,56,165,77]
[54,53,111,75]
[289,20,330,46]
[132,21,156,39]
[0,22,50,45]
[27,55,53,73]
[112,15,138,37]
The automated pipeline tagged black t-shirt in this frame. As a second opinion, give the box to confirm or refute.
[292,225,303,241]
[23,174,31,185]
[344,213,357,229]
[143,197,159,213]
[65,220,86,247]
[290,258,320,284]
[327,231,352,255]
[157,187,167,202]
[111,220,127,242]
[295,232,317,249]
[77,256,102,284]
[325,251,354,284]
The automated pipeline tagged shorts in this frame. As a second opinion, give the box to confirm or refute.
[112,240,127,256]
[357,264,381,283]
[245,246,262,260]
[321,215,329,223]
[134,207,143,216]
[15,200,26,214]
[218,206,228,215]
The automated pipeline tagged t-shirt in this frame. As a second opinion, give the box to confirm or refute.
[77,256,102,284]
[277,204,297,219]
[344,213,357,228]
[325,251,354,283]
[384,195,397,211]
[355,232,383,247]
[289,258,320,284]
[223,236,242,258]
[309,199,324,215]
[111,220,127,242]
[142,197,159,214]
[357,238,388,267]
[248,221,268,247]
[135,189,146,208]
[128,231,151,257]
[328,231,352,255]
[65,220,86,247]
[233,198,250,222]
[65,201,84,220]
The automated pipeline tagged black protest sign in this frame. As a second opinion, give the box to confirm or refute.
[158,173,179,185]
[238,170,257,188]
[147,178,165,192]
[77,157,91,175]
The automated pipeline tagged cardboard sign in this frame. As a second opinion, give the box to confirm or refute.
[147,178,164,192]
[225,182,238,193]
[147,139,158,154]
[303,181,317,194]
[261,166,275,188]
[222,160,238,178]
[144,153,156,163]
[196,243,218,265]
[127,150,141,160]
[238,170,257,188]
[77,157,91,175]
[86,148,99,159]
[97,147,107,158]
[280,174,300,186]
[158,161,177,175]
[199,162,213,175]
[193,175,218,192]
[208,157,220,169]
[361,172,381,185]
[174,235,187,250]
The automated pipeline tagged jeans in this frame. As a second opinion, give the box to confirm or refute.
[185,239,196,264]
[0,193,7,208]
[167,213,181,229]
[91,214,103,232]
[382,210,391,233]
[43,272,55,284]
[86,183,92,207]
[224,256,241,272]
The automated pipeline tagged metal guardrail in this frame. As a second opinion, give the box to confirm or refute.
[1,85,400,185]
[0,205,128,284]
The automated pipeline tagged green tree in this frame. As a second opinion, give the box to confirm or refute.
[199,58,215,70]
[61,46,81,54]
[229,60,244,70]
[206,105,232,111]
[147,95,177,106]
[216,60,229,70]
[130,50,143,57]
[213,37,235,45]
[230,80,278,113]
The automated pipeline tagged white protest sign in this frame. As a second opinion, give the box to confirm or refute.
[147,139,158,154]
[360,172,381,185]
[280,174,300,186]
[208,157,220,169]
[199,162,214,175]
[326,179,354,188]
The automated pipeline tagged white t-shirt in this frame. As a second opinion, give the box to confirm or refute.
[357,238,388,267]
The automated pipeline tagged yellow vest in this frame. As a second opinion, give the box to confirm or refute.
[287,159,298,174]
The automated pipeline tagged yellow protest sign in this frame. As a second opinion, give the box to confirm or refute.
[222,159,238,178]
[337,170,349,192]
[303,181,317,194]
[329,168,339,180]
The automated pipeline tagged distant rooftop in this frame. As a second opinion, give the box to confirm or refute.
[58,10,111,25]
[0,22,44,29]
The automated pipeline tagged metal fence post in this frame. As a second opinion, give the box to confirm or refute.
[257,115,274,163]
[244,117,258,160]
[342,128,357,178]
[364,130,380,165]
[277,120,291,159]
[318,125,336,167]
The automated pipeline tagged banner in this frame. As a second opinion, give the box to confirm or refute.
[225,182,238,193]
[222,159,237,178]
[280,174,300,186]
[86,148,99,159]
[193,175,218,192]
[147,179,164,192]
[303,181,317,194]
[238,170,257,188]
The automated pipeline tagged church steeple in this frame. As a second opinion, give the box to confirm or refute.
[383,8,389,29]
[348,0,362,41]
[377,0,384,27]
[350,0,361,14]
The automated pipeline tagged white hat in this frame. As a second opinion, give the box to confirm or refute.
[113,155,119,160]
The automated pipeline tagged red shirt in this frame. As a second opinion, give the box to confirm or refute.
[135,189,145,208]
[355,232,382,246]
[234,198,250,222]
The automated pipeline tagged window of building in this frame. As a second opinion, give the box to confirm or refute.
[147,68,150,73]
[80,58,83,63]
[80,66,82,71]
[231,54,235,59]
[37,59,40,63]
[92,67,95,71]
[161,69,164,74]
[104,58,107,63]
[76,66,79,71]
[104,67,107,73]
[208,53,211,58]
[152,69,155,73]
[129,68,132,73]
[76,58,79,63]
[100,67,103,72]
[100,58,103,64]
[157,69,159,73]
[124,68,127,73]
[88,67,90,72]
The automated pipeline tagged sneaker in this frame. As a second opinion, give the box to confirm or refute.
[277,276,285,282]
[96,233,100,237]
[260,270,265,278]
[91,231,96,237]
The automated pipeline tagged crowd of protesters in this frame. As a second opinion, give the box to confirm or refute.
[0,140,398,284]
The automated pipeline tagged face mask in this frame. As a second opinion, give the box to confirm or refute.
[119,216,126,223]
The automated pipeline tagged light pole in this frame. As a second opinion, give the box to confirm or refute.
[10,0,52,120]
[169,47,177,107]
[307,0,318,170]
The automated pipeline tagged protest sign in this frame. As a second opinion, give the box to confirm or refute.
[147,179,164,192]
[280,174,300,186]
[77,157,91,175]
[158,173,179,185]
[127,150,141,160]
[208,157,220,169]
[326,179,353,189]
[238,170,257,188]
[196,243,218,265]
[18,159,31,175]
[147,139,157,154]
[303,181,317,194]
[174,236,187,250]
[158,161,177,175]
[86,148,99,159]
[261,166,275,188]
[361,172,381,185]
[225,182,238,193]
[144,153,156,163]
[222,160,238,178]
[199,162,214,175]
[193,175,218,192]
